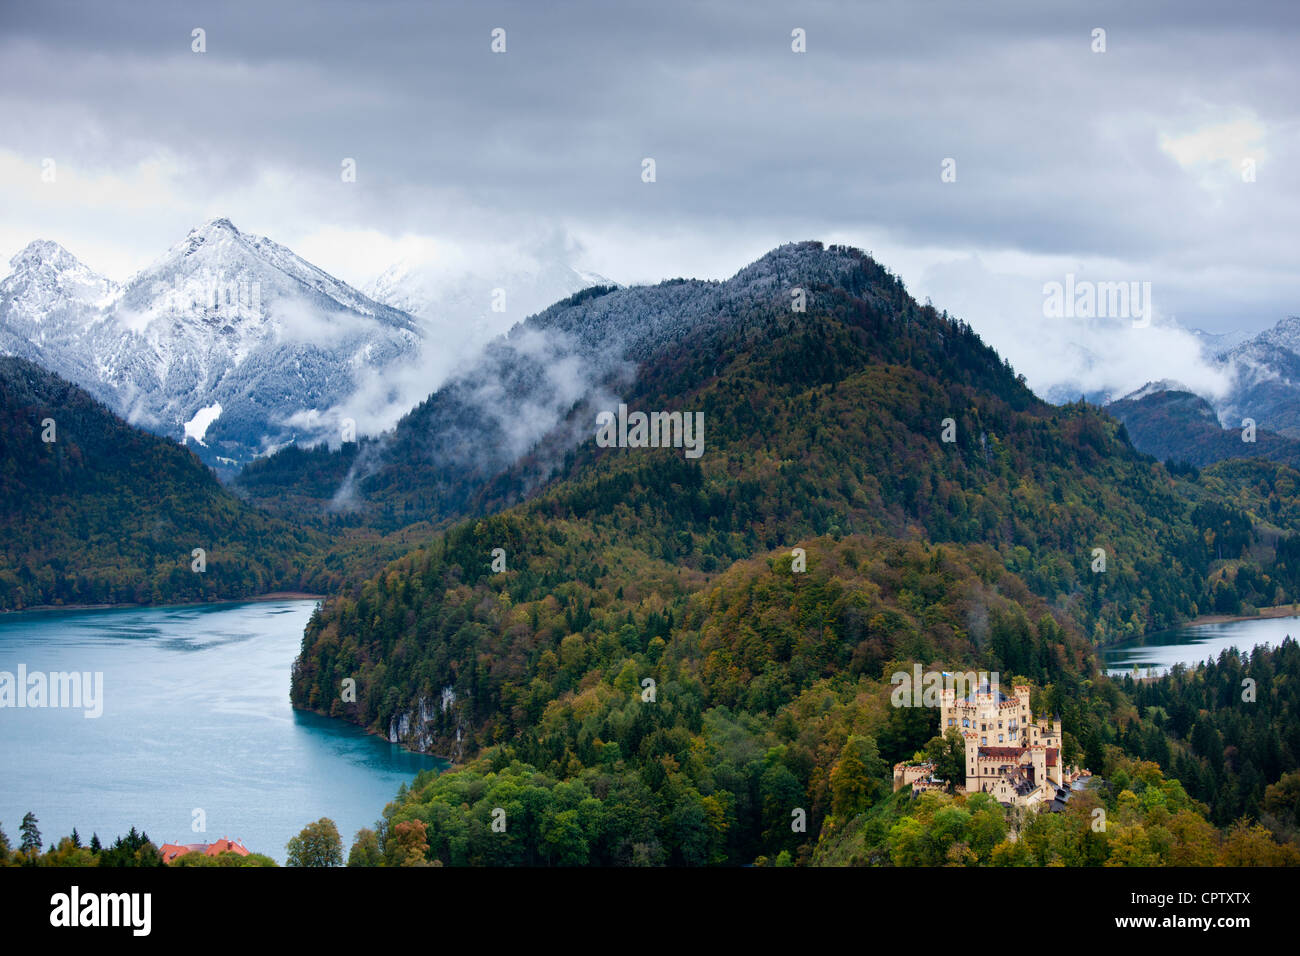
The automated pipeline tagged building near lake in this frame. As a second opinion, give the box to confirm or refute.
[159,837,250,864]
[947,682,1064,807]
[893,682,1070,809]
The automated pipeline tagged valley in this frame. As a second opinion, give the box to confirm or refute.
[4,239,1300,868]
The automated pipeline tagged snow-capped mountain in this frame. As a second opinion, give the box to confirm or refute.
[1212,316,1300,438]
[0,240,122,398]
[1103,317,1300,468]
[1229,316,1300,357]
[239,241,877,522]
[1189,327,1253,360]
[1113,379,1194,404]
[0,219,422,471]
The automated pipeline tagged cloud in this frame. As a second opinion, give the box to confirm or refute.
[916,254,1235,402]
[1160,118,1267,170]
[1,0,1297,395]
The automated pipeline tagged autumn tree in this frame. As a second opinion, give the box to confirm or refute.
[390,819,430,866]
[286,818,343,867]
[348,827,383,867]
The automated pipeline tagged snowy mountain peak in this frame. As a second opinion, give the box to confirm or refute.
[8,239,107,283]
[188,217,239,237]
[2,240,117,312]
[132,219,418,333]
[2,223,424,472]
[1250,316,1300,356]
[1114,379,1193,403]
[167,217,243,258]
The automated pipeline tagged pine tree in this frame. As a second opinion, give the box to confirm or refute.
[19,812,41,854]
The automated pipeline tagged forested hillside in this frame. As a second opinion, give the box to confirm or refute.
[288,244,1300,865]
[1108,388,1300,470]
[0,356,323,609]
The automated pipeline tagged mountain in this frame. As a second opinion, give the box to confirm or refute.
[285,241,1300,865]
[286,241,1297,755]
[0,220,423,473]
[0,241,121,406]
[1108,386,1300,469]
[1094,317,1300,469]
[1215,317,1300,440]
[236,243,876,524]
[0,356,323,610]
[1190,327,1252,359]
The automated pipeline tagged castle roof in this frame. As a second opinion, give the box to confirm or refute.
[978,746,1027,759]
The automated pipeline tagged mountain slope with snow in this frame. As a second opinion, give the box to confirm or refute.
[0,220,423,472]
[1212,316,1300,439]
[1103,317,1300,466]
[237,241,887,524]
[0,240,123,411]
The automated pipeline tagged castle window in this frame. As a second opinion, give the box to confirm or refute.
[981,737,987,746]
[962,718,969,728]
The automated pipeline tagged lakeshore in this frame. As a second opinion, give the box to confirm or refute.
[0,591,326,615]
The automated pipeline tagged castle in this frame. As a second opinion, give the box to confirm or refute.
[894,681,1067,808]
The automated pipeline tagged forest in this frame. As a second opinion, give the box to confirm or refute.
[288,247,1300,864]
[9,244,1300,866]
[0,815,276,868]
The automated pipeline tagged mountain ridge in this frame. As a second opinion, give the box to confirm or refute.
[0,220,425,473]
[0,354,326,609]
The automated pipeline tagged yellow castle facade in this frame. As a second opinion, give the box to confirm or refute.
[894,681,1067,809]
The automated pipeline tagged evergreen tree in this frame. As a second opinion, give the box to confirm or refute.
[19,812,40,855]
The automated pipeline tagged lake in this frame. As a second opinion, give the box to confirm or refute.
[1101,613,1300,677]
[0,599,443,863]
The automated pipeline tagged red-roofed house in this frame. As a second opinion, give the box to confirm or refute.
[160,838,250,864]
[204,838,249,857]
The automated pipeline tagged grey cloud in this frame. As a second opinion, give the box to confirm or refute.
[1,0,1296,388]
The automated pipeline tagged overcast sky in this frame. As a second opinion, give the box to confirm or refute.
[2,0,1297,399]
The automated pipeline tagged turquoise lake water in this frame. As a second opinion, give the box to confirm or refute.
[0,599,442,863]
[1101,613,1300,677]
